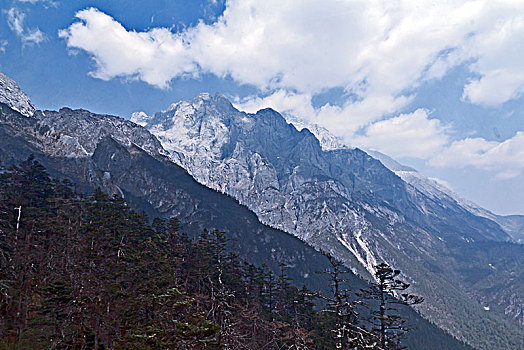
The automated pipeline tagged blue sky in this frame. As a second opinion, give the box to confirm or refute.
[0,0,523,215]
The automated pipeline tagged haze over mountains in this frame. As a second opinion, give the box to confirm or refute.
[1,72,523,349]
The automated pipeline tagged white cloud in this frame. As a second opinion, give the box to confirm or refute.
[6,8,25,37]
[235,90,412,139]
[354,109,450,159]
[238,92,523,180]
[235,90,315,120]
[58,8,196,88]
[18,0,58,6]
[0,40,7,53]
[5,7,46,45]
[60,0,524,105]
[59,3,524,179]
[461,3,524,106]
[429,132,524,178]
[60,2,524,124]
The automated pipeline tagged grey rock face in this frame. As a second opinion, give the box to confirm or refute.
[0,100,474,350]
[139,93,508,250]
[138,93,524,348]
[0,72,36,118]
[35,108,166,159]
[0,102,166,162]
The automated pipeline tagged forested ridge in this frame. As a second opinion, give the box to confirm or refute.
[0,158,470,349]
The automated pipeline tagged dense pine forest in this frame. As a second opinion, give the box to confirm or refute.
[0,158,469,349]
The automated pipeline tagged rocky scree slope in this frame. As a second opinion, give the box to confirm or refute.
[135,93,524,349]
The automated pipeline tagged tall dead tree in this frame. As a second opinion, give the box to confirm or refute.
[314,253,378,349]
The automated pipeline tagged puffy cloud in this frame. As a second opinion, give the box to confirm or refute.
[60,2,524,128]
[235,90,315,120]
[236,93,447,159]
[5,7,46,45]
[429,132,524,178]
[60,3,523,179]
[354,109,450,159]
[238,91,523,180]
[60,2,524,103]
[235,90,412,138]
[461,3,524,106]
[58,8,196,88]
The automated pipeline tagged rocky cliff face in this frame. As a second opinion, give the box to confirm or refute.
[136,93,524,348]
[0,73,36,118]
[137,93,509,241]
[367,150,524,243]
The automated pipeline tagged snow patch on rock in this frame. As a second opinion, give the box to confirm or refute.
[285,114,351,151]
[0,72,37,117]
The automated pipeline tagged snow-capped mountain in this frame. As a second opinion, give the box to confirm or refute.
[1,74,523,349]
[0,79,340,301]
[254,112,524,244]
[283,114,351,151]
[136,93,524,348]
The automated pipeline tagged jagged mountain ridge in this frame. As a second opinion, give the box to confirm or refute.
[367,150,524,243]
[136,93,524,349]
[284,114,352,151]
[135,93,508,243]
[0,79,472,350]
[280,117,524,244]
[0,73,36,118]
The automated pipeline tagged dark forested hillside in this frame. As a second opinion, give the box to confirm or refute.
[0,101,473,349]
[0,159,472,349]
[0,158,320,348]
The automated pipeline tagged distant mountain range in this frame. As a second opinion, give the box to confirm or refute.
[1,72,523,349]
[365,150,524,244]
[273,113,524,245]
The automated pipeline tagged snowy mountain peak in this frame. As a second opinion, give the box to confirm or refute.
[284,114,351,151]
[138,93,246,172]
[130,111,152,126]
[0,72,37,118]
[365,150,416,172]
[197,92,212,100]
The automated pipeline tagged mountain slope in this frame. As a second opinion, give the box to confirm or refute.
[0,72,36,118]
[0,75,471,349]
[136,93,524,349]
[366,150,524,243]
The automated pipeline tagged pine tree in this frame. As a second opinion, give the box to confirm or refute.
[3,160,409,349]
[358,262,424,349]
